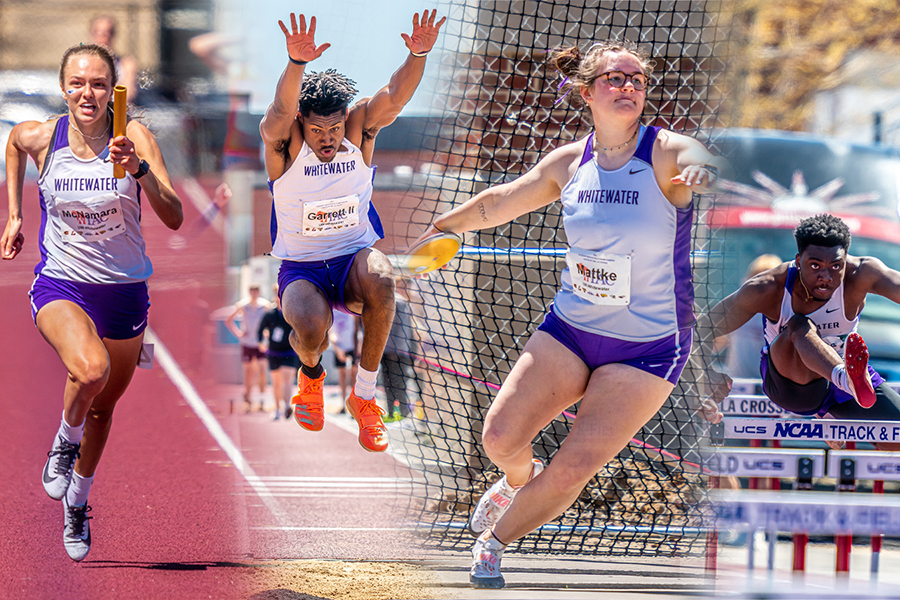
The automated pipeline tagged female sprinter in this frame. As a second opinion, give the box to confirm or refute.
[420,40,723,588]
[1,43,183,561]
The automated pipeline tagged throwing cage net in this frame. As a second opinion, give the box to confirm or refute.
[382,0,728,555]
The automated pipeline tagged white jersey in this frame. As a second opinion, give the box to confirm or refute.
[553,126,695,341]
[763,261,859,358]
[269,138,382,262]
[36,116,152,283]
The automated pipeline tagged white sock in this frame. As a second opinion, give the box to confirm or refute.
[831,364,852,395]
[354,366,379,400]
[67,472,93,507]
[59,410,85,445]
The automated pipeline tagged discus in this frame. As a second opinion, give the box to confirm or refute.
[398,232,462,275]
[112,85,127,179]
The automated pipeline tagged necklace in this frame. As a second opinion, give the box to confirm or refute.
[69,117,110,141]
[595,127,638,152]
[797,271,818,303]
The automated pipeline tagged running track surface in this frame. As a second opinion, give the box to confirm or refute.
[0,178,415,599]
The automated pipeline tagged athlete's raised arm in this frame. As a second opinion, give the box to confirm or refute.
[353,9,446,139]
[260,14,331,159]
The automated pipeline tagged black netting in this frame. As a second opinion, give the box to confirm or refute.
[381,0,728,556]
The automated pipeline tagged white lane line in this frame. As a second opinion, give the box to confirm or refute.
[243,481,416,488]
[246,476,415,482]
[250,526,416,531]
[238,493,398,498]
[180,176,226,234]
[145,327,289,525]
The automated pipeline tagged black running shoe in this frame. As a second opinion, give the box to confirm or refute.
[43,435,81,501]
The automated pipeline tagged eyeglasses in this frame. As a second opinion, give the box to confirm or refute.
[597,71,648,91]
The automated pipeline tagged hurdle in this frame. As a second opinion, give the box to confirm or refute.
[709,417,900,580]
[718,395,788,490]
[713,488,900,581]
[703,447,825,574]
[825,450,900,578]
[714,417,900,446]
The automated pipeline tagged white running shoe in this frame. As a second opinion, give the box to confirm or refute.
[62,497,92,562]
[468,459,543,535]
[469,530,506,589]
[43,435,81,501]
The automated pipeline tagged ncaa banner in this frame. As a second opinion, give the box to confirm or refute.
[722,418,900,443]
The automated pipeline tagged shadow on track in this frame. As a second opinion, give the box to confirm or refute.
[82,560,252,571]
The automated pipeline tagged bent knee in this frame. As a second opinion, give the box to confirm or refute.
[785,314,815,336]
[482,424,529,463]
[289,318,329,345]
[69,355,110,393]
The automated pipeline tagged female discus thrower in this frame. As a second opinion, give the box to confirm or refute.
[1,43,183,561]
[420,40,724,588]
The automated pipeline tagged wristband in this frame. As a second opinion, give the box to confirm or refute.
[410,50,429,58]
[702,164,719,178]
[288,56,308,66]
[132,159,150,180]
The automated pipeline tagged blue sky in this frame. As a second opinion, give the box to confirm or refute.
[218,0,454,115]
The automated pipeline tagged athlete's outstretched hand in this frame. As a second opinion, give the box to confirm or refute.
[671,164,718,189]
[279,14,331,64]
[401,10,447,56]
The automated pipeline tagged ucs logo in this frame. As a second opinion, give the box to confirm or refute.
[733,425,767,435]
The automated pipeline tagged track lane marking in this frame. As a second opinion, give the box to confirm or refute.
[145,327,290,526]
[180,176,227,234]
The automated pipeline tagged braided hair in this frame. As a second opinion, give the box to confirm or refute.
[297,69,358,117]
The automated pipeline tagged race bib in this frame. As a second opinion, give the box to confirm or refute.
[302,195,360,237]
[56,193,127,243]
[826,334,847,357]
[565,248,631,306]
[272,326,285,343]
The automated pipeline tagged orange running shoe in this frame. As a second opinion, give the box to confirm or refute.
[291,370,326,431]
[846,333,876,409]
[346,391,388,452]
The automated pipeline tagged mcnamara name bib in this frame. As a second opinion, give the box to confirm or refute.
[56,192,127,243]
[565,248,631,306]
[302,194,360,237]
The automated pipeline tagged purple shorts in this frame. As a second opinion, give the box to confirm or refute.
[29,274,150,340]
[537,307,692,385]
[277,251,361,316]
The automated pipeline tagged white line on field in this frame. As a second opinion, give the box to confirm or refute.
[145,327,289,526]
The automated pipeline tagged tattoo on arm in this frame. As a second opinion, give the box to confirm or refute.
[477,202,487,222]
